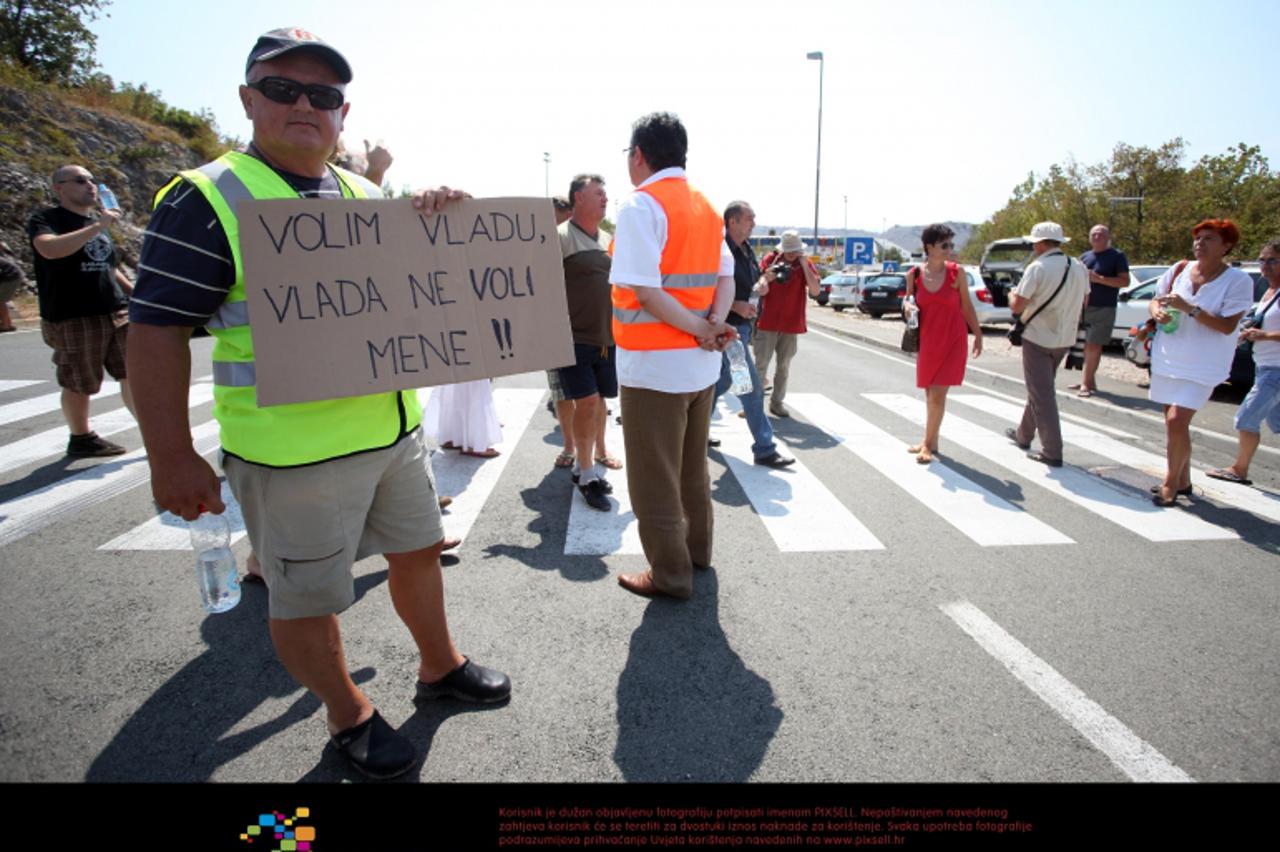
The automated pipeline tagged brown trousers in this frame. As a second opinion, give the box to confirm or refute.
[619,384,715,598]
[1016,339,1068,460]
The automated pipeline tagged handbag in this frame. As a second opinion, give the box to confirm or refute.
[901,267,920,353]
[1008,257,1072,347]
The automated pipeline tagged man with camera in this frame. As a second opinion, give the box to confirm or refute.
[753,230,820,418]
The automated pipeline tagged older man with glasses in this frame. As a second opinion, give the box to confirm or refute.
[126,27,510,779]
[27,164,136,456]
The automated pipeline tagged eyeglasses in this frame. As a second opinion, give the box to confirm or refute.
[937,242,954,250]
[622,146,634,155]
[1259,258,1280,267]
[248,77,345,110]
[56,176,94,185]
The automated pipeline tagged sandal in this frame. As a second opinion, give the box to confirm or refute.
[554,451,575,469]
[440,442,460,450]
[1204,468,1252,486]
[1149,484,1192,497]
[462,448,500,458]
[596,455,623,470]
[915,448,933,464]
[1076,388,1095,398]
[1066,383,1084,391]
[1151,492,1179,508]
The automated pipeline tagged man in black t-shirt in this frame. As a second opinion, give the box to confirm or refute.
[1074,224,1130,397]
[27,164,135,456]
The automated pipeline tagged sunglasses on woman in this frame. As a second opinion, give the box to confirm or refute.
[248,77,345,110]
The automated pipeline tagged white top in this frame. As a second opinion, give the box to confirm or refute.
[1151,264,1255,385]
[608,167,734,393]
[1251,287,1280,368]
[1012,250,1089,349]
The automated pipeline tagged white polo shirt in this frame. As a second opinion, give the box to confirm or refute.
[609,167,734,393]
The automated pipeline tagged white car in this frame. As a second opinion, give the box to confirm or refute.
[824,273,866,311]
[962,264,1014,326]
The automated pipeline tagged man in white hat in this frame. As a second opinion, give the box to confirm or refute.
[753,229,820,417]
[1006,222,1089,466]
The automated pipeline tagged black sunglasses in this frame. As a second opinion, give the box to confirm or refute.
[56,175,94,185]
[248,76,345,110]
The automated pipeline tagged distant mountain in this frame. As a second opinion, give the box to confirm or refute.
[754,222,976,255]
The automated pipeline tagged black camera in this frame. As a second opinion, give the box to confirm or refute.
[769,262,792,281]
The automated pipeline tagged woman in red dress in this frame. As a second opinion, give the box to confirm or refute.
[904,224,983,463]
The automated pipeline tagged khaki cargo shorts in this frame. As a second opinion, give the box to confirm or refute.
[223,428,444,619]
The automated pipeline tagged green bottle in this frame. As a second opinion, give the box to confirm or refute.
[1159,308,1181,335]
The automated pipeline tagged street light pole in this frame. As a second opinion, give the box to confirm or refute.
[807,51,823,257]
[543,151,551,196]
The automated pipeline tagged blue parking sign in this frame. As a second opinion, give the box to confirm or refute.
[844,237,875,266]
[883,261,899,272]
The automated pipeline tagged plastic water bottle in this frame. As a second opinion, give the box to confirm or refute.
[905,297,919,329]
[726,338,753,395]
[1159,307,1180,335]
[97,184,120,211]
[189,511,240,613]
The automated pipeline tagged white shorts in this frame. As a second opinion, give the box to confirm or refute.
[1149,374,1213,411]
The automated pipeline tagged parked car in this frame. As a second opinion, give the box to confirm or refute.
[977,237,1033,309]
[1126,264,1169,290]
[823,273,866,312]
[856,272,908,318]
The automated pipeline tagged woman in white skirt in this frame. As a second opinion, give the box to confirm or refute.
[424,379,502,458]
[1148,219,1255,506]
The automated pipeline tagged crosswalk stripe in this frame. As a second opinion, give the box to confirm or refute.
[98,481,248,550]
[949,394,1280,525]
[427,388,545,544]
[788,393,1072,547]
[0,383,214,477]
[0,381,121,427]
[0,380,44,393]
[710,395,884,551]
[564,407,641,555]
[0,420,221,548]
[864,393,1238,543]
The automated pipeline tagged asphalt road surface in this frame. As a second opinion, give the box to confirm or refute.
[0,321,1276,785]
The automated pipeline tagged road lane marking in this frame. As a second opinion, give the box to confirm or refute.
[949,393,1280,525]
[864,393,1237,542]
[0,420,221,547]
[427,388,544,545]
[564,406,641,555]
[710,395,883,552]
[940,599,1194,783]
[0,380,44,393]
[98,480,247,550]
[787,393,1071,547]
[0,381,121,427]
[0,383,214,477]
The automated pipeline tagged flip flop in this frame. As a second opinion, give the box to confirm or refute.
[1076,388,1095,398]
[596,455,623,470]
[440,442,460,450]
[1066,383,1084,391]
[462,448,500,458]
[554,451,575,468]
[1205,468,1252,486]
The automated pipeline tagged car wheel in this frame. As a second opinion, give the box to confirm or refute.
[869,311,883,319]
[832,305,844,312]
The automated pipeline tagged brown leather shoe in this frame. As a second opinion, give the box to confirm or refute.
[441,537,461,552]
[438,495,453,509]
[617,571,677,599]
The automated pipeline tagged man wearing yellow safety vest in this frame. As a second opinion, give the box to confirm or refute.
[126,28,509,779]
[609,112,738,600]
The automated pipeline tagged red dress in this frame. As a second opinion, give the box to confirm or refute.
[914,262,968,388]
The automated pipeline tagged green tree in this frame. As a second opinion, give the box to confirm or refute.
[881,245,904,263]
[0,0,108,83]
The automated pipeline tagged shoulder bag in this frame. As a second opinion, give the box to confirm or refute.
[900,267,920,353]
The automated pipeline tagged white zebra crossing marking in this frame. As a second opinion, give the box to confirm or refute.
[427,388,545,544]
[0,383,213,477]
[787,393,1072,547]
[941,599,1194,783]
[709,395,884,551]
[98,481,247,550]
[0,382,121,427]
[0,420,221,548]
[564,409,641,555]
[864,393,1237,543]
[949,394,1280,525]
[0,380,43,393]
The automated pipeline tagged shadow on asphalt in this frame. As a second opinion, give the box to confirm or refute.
[612,569,783,782]
[766,413,840,453]
[0,453,148,503]
[83,569,389,782]
[482,467,610,583]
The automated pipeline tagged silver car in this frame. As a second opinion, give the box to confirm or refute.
[824,273,866,312]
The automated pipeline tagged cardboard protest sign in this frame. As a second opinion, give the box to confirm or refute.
[239,197,573,407]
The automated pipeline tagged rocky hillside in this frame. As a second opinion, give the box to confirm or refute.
[1,77,216,277]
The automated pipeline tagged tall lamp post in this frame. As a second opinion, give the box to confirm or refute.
[543,151,551,196]
[807,51,823,257]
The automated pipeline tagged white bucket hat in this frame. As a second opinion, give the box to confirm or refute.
[1023,221,1069,244]
[777,230,807,254]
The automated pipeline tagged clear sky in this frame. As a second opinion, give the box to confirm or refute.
[91,0,1275,233]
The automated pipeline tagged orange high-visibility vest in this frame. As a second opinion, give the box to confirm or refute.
[611,177,723,351]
